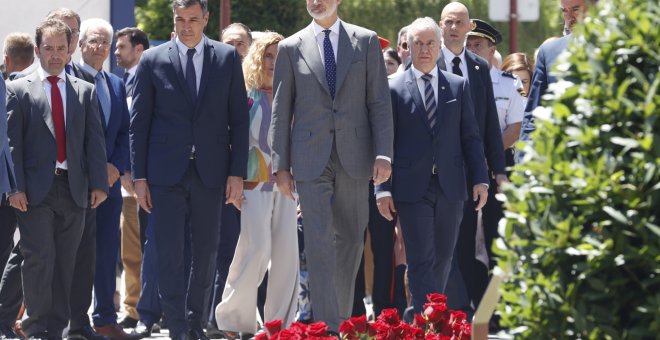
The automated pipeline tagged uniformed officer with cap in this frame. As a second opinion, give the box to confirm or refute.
[467,19,526,160]
[465,18,526,299]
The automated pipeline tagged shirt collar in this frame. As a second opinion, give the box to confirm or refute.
[176,35,205,56]
[442,45,466,65]
[411,64,439,80]
[37,65,66,83]
[489,67,500,83]
[79,61,101,77]
[127,64,138,77]
[311,18,341,38]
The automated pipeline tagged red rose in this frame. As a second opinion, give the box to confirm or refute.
[339,321,356,338]
[254,333,268,340]
[277,329,302,340]
[367,322,378,337]
[460,322,472,337]
[288,322,308,336]
[424,305,448,324]
[349,315,367,333]
[413,314,427,328]
[410,327,426,339]
[449,310,466,325]
[264,320,283,336]
[377,308,401,326]
[426,293,447,304]
[306,321,329,337]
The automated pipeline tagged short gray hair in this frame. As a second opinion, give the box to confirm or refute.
[396,25,408,47]
[406,17,442,51]
[79,18,114,43]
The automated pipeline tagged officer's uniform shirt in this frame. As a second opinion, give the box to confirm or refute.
[490,67,526,133]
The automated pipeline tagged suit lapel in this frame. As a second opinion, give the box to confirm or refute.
[403,69,433,134]
[26,73,55,138]
[197,40,214,110]
[435,70,452,129]
[297,26,332,98]
[334,23,356,97]
[168,41,194,105]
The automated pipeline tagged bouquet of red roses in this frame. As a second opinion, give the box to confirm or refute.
[255,293,471,340]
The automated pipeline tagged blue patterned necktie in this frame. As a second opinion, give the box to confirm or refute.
[65,64,73,76]
[123,72,134,97]
[186,48,197,103]
[323,30,337,99]
[421,74,436,129]
[95,71,111,124]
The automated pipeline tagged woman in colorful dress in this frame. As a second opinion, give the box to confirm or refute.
[215,32,298,339]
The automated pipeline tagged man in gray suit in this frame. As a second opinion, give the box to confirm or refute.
[6,19,108,339]
[0,80,15,212]
[271,0,393,332]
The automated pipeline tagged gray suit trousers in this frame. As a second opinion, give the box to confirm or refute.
[16,176,85,337]
[295,145,369,332]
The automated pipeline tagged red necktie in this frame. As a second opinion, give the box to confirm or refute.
[47,76,66,163]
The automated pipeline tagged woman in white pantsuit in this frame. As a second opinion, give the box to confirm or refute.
[215,32,299,338]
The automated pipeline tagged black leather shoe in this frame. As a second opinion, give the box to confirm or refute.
[67,325,109,340]
[117,316,138,329]
[204,321,223,339]
[188,327,208,340]
[132,322,153,338]
[0,324,18,339]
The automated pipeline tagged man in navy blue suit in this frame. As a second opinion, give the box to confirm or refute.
[436,2,507,313]
[376,17,489,313]
[68,18,135,340]
[129,1,249,339]
[520,0,591,141]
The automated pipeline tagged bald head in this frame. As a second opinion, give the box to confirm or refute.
[439,2,472,54]
[440,2,469,20]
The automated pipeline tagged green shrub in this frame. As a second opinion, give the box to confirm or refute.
[496,0,660,338]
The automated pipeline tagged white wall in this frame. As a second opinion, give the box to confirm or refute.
[1,0,110,68]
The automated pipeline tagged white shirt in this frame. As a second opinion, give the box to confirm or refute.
[125,64,138,85]
[411,65,439,108]
[311,19,341,65]
[441,45,468,78]
[37,66,68,170]
[175,36,205,94]
[490,67,526,133]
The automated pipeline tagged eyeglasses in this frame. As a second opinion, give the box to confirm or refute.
[399,42,408,50]
[86,38,111,48]
[71,29,80,35]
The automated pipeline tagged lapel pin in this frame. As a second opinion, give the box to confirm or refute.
[475,65,480,70]
[441,86,445,90]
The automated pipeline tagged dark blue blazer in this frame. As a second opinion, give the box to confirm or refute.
[100,71,130,197]
[525,35,570,114]
[130,38,249,188]
[437,50,505,177]
[376,67,488,203]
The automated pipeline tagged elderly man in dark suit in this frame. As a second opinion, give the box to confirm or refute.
[435,1,506,313]
[66,17,134,340]
[520,0,591,141]
[271,0,393,333]
[129,1,249,339]
[6,19,108,339]
[376,17,488,313]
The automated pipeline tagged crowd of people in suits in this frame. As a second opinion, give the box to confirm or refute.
[0,0,591,339]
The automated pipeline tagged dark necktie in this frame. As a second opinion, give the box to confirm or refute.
[452,56,463,77]
[421,74,437,129]
[123,72,134,97]
[47,76,67,163]
[323,30,337,99]
[95,72,111,124]
[186,48,197,103]
[65,64,73,76]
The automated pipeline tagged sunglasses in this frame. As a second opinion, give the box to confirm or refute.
[399,42,408,50]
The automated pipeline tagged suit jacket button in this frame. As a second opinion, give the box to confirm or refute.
[329,129,334,134]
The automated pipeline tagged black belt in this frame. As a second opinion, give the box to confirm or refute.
[54,168,68,176]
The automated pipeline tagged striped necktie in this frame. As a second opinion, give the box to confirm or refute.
[421,74,436,129]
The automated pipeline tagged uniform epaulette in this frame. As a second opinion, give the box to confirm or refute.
[501,71,515,79]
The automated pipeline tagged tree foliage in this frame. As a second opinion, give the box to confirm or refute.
[135,0,563,57]
[496,0,660,338]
